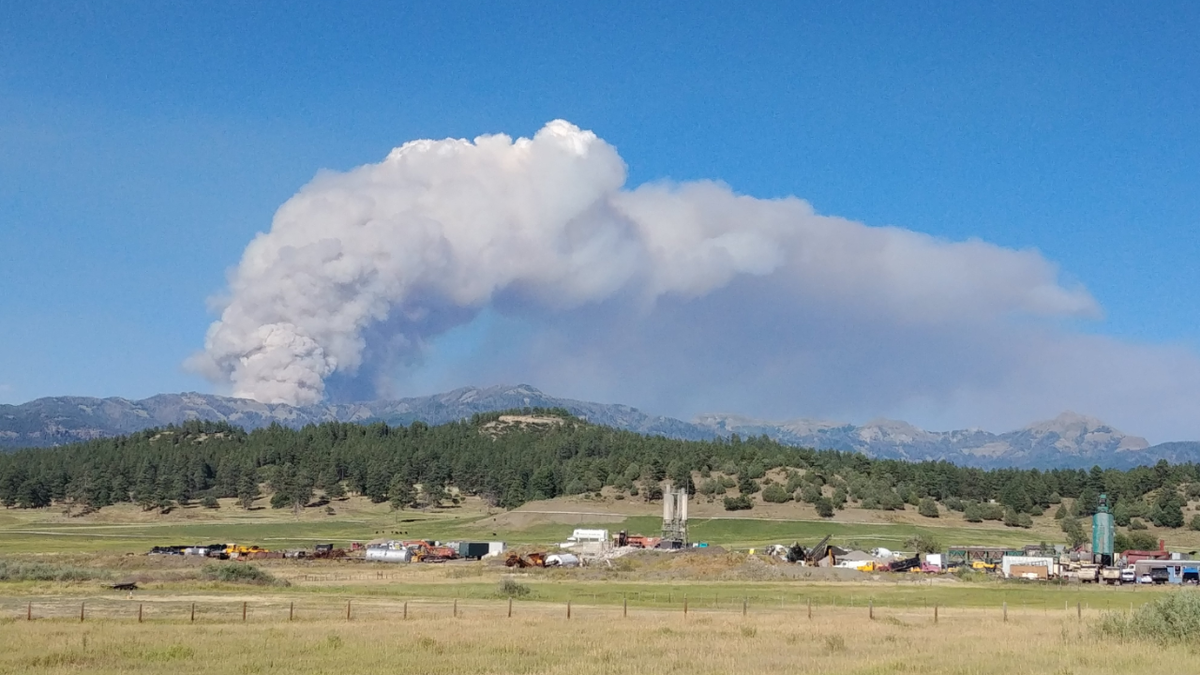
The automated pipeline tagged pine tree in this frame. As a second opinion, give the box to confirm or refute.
[237,471,260,510]
[389,475,415,510]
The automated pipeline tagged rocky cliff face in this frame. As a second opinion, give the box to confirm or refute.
[1,386,1192,469]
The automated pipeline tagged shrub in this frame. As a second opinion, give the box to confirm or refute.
[943,496,964,512]
[723,494,753,511]
[824,635,846,652]
[0,561,108,582]
[905,533,941,554]
[201,495,220,509]
[918,497,939,518]
[814,497,835,518]
[963,502,984,523]
[761,484,792,503]
[1190,515,1200,531]
[1123,530,1158,551]
[1129,518,1148,530]
[201,563,286,586]
[798,484,821,504]
[737,475,760,495]
[1061,516,1088,548]
[496,578,531,598]
[1003,507,1020,527]
[1096,593,1200,644]
[831,487,847,510]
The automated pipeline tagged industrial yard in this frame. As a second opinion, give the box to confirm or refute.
[4,488,1200,674]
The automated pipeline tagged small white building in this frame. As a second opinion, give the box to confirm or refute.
[558,528,610,556]
[1000,555,1057,579]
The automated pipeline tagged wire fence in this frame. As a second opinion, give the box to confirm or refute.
[0,594,1111,625]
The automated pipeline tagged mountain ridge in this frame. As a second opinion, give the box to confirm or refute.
[2,386,1196,469]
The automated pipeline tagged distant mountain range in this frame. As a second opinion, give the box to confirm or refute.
[2,385,1197,469]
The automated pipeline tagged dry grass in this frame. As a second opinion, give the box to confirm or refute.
[0,600,1184,675]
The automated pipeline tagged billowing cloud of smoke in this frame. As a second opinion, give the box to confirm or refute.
[191,120,1200,439]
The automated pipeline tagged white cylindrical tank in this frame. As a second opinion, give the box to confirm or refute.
[545,553,581,567]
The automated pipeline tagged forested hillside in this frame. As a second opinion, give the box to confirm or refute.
[2,411,1198,541]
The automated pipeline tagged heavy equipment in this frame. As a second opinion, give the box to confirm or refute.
[785,535,836,565]
[883,556,921,573]
[503,551,547,568]
[403,540,457,562]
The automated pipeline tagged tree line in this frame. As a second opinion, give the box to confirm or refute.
[2,410,1199,543]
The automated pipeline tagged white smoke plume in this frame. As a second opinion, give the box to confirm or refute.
[190,120,1200,438]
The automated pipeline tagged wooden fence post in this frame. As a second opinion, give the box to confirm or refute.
[1003,602,1008,622]
[743,597,748,617]
[453,599,457,618]
[869,599,874,620]
[80,602,85,622]
[1077,602,1081,620]
[934,604,938,624]
[403,602,408,620]
[138,603,143,623]
[807,598,812,620]
[346,601,352,621]
[289,602,294,621]
[242,602,247,622]
[683,596,688,616]
[624,596,628,618]
[191,603,195,623]
[508,598,512,618]
[27,602,32,621]
[567,601,572,620]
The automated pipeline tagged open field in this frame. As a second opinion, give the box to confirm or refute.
[0,598,1189,675]
[7,492,1200,555]
[5,495,1199,674]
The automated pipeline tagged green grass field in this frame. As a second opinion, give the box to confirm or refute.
[0,495,1068,555]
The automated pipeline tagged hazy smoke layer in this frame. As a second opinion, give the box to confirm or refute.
[192,120,1098,407]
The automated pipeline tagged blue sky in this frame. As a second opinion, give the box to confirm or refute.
[1,3,1197,437]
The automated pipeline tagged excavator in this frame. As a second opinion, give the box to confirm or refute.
[786,535,837,566]
[403,540,458,562]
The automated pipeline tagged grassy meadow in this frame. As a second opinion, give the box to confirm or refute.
[0,601,1186,675]
[9,488,1189,554]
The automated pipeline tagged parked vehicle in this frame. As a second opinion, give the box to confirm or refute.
[1120,566,1136,584]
